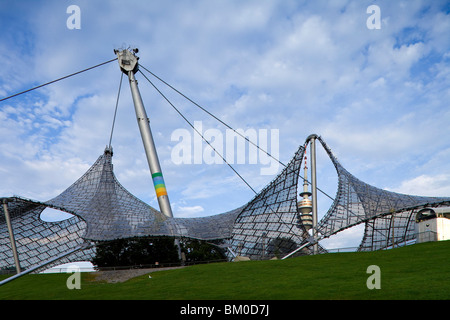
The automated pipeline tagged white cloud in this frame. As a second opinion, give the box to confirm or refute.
[0,0,449,233]
[390,174,450,197]
[175,205,205,218]
[320,224,365,250]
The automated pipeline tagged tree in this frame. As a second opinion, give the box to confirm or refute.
[91,236,180,268]
[180,238,227,263]
[91,236,227,268]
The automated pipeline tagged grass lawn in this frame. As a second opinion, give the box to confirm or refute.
[1,240,449,300]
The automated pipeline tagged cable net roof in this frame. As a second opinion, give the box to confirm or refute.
[2,137,450,271]
[45,147,241,242]
[315,136,450,251]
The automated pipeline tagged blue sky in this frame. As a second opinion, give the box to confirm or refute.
[1,0,450,248]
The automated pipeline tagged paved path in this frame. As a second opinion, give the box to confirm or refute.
[89,266,185,283]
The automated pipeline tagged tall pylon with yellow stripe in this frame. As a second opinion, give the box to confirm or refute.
[152,172,168,198]
[116,48,173,218]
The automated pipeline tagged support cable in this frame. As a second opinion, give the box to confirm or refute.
[138,70,257,194]
[108,72,124,149]
[0,58,117,103]
[139,65,335,202]
[139,64,287,169]
[137,70,310,245]
[138,68,336,247]
[0,53,335,202]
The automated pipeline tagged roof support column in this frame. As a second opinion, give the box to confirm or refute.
[310,135,319,254]
[2,199,21,274]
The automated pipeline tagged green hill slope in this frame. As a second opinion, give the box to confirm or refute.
[1,240,449,300]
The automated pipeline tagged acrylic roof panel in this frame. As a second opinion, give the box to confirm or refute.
[3,136,450,271]
[44,148,242,241]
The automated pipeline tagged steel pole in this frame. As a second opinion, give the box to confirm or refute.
[127,70,173,218]
[2,199,21,274]
[310,137,319,254]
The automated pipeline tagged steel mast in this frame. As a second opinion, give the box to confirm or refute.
[309,134,319,254]
[115,48,173,218]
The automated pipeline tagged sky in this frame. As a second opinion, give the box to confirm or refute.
[1,0,450,249]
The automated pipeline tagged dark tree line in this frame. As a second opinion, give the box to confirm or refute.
[91,236,227,268]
